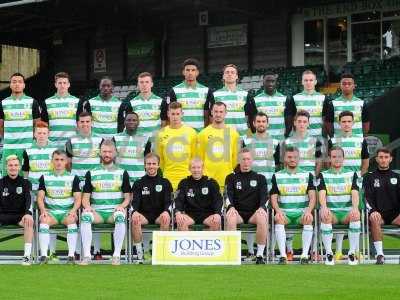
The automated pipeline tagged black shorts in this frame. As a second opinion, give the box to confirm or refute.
[381,210,400,225]
[0,213,24,226]
[186,211,214,224]
[238,210,256,224]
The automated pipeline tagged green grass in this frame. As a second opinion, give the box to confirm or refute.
[0,265,399,299]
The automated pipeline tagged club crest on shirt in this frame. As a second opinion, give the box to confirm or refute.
[201,187,208,195]
[250,180,257,187]
[391,178,397,185]
[155,184,163,192]
[374,179,380,187]
[16,187,23,194]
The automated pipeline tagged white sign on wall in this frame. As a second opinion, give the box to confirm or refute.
[94,48,106,73]
[207,24,247,48]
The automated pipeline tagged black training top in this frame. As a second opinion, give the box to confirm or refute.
[175,175,222,215]
[363,169,400,213]
[131,174,172,215]
[0,175,31,215]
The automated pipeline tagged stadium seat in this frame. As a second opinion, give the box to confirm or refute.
[0,224,37,263]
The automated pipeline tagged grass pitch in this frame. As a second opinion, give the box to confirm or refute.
[0,264,399,300]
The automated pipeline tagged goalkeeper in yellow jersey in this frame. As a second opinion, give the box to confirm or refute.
[155,102,197,191]
[197,102,240,191]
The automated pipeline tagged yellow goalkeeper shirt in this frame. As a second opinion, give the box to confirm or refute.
[197,125,240,191]
[156,124,197,190]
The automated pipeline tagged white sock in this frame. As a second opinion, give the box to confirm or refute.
[348,221,361,255]
[75,232,81,253]
[246,233,256,255]
[24,243,32,257]
[143,233,151,252]
[275,224,286,257]
[336,233,344,253]
[39,224,50,257]
[286,234,294,253]
[374,241,384,256]
[93,233,101,253]
[67,224,78,257]
[301,225,313,257]
[135,243,143,259]
[256,244,265,257]
[112,222,126,257]
[49,234,57,254]
[80,222,92,258]
[320,223,333,255]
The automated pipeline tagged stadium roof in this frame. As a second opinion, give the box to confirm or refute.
[0,0,342,48]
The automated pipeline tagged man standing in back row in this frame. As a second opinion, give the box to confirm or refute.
[161,58,214,132]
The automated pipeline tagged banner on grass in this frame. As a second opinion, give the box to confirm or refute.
[152,231,241,265]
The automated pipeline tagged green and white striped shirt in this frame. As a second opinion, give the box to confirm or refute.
[39,171,80,212]
[23,142,59,192]
[44,93,79,146]
[114,131,149,184]
[84,165,130,212]
[170,81,211,132]
[318,169,357,212]
[282,134,322,175]
[88,95,121,138]
[272,168,313,212]
[331,95,365,137]
[329,135,365,175]
[243,134,279,186]
[293,91,325,137]
[130,93,162,137]
[67,133,102,180]
[1,94,38,149]
[254,91,287,140]
[213,87,249,137]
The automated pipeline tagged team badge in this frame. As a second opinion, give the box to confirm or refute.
[236,181,242,190]
[374,179,380,188]
[391,178,398,185]
[201,187,209,195]
[16,187,22,194]
[250,180,257,187]
[155,184,163,192]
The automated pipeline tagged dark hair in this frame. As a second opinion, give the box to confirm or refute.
[294,109,310,120]
[125,111,139,119]
[338,110,354,121]
[376,147,392,156]
[340,73,355,80]
[52,149,67,158]
[55,72,70,82]
[284,146,299,155]
[10,72,25,82]
[329,146,345,157]
[212,101,227,109]
[78,111,92,120]
[182,58,200,70]
[254,111,269,122]
[264,71,278,78]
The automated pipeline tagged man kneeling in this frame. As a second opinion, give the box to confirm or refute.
[37,150,81,264]
[80,140,131,265]
[175,158,222,231]
[318,146,361,265]
[225,148,268,264]
[131,153,172,262]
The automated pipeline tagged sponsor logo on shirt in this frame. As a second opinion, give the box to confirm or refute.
[236,181,242,190]
[142,186,150,195]
[374,179,380,188]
